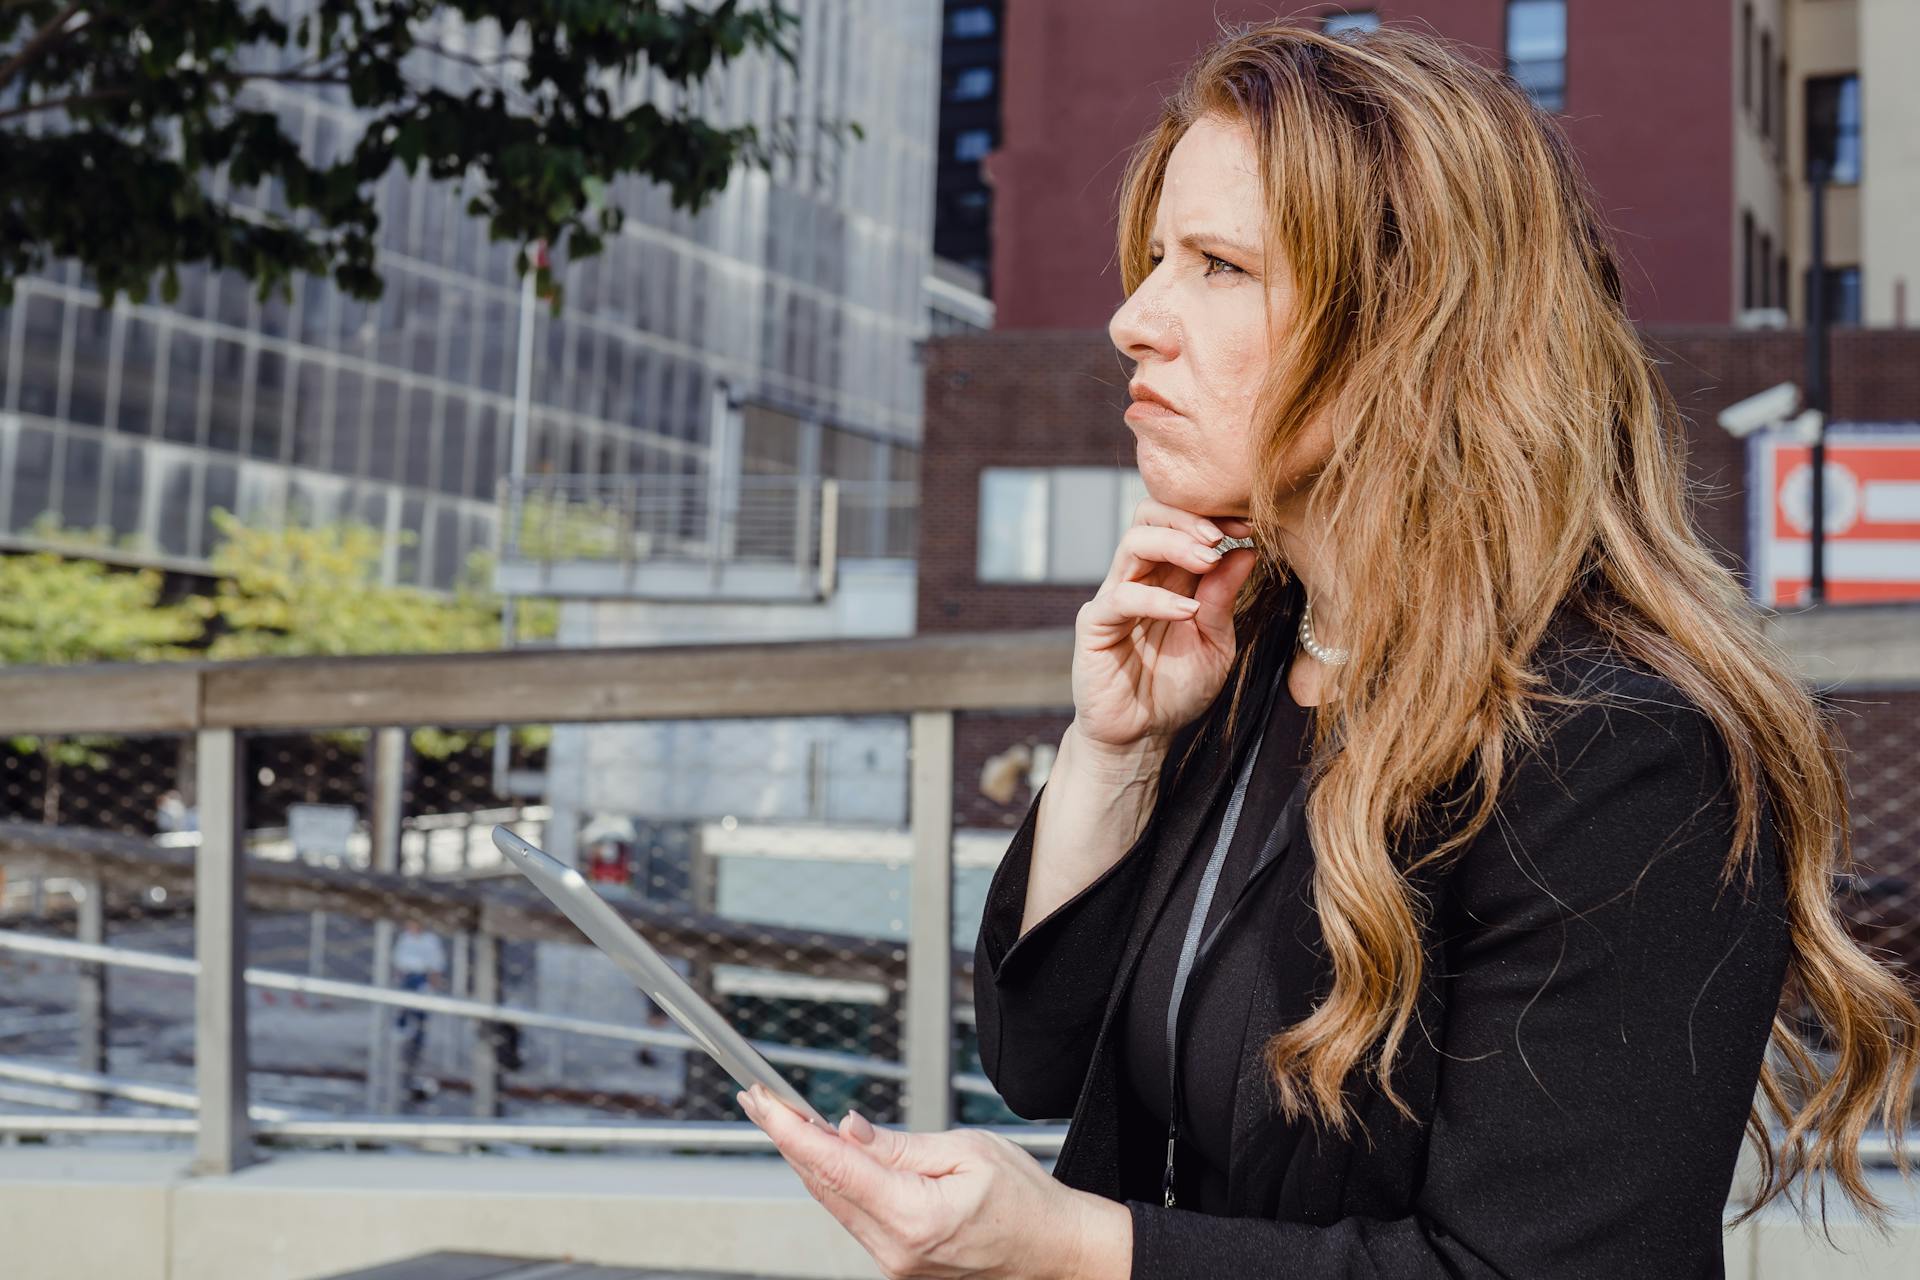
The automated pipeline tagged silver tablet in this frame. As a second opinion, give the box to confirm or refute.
[490,824,836,1133]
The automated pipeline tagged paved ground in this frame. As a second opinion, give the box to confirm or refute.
[315,1253,788,1279]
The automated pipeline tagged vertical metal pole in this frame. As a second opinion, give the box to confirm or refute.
[705,382,735,585]
[193,728,254,1175]
[365,726,405,1114]
[494,241,540,797]
[905,710,954,1132]
[447,928,470,1076]
[1805,173,1829,605]
[471,930,502,1118]
[818,478,839,599]
[75,873,107,1100]
[307,910,327,978]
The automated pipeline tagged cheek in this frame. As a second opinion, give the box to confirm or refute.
[1188,313,1267,461]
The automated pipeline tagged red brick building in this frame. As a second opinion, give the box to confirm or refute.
[989,3,1775,329]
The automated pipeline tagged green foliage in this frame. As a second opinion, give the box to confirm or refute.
[0,510,557,764]
[512,486,635,560]
[0,0,859,310]
[0,547,202,666]
[194,507,553,758]
[196,506,500,658]
[0,545,202,768]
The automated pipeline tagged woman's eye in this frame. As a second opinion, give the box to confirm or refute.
[1145,250,1242,277]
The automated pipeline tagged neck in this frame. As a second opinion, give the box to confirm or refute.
[1269,495,1345,652]
[1265,492,1345,707]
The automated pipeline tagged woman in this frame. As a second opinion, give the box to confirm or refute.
[735,21,1918,1277]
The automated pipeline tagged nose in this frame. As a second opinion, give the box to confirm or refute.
[1108,271,1178,364]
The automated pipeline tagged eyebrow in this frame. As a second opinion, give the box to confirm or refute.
[1151,231,1264,262]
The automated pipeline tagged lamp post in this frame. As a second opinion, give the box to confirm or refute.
[1805,169,1829,605]
[492,236,546,797]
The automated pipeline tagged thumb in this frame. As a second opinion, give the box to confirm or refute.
[837,1112,968,1177]
[1190,548,1256,643]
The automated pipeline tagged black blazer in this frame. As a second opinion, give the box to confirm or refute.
[972,593,1792,1278]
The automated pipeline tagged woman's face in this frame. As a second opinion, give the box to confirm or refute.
[1108,113,1329,521]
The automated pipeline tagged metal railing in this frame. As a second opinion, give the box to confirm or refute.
[497,472,919,576]
[0,629,1082,1172]
[0,607,1912,1177]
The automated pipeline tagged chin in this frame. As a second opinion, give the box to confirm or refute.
[1135,457,1211,514]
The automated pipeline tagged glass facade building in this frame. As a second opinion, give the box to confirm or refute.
[0,0,942,588]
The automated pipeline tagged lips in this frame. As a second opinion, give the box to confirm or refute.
[1128,383,1181,416]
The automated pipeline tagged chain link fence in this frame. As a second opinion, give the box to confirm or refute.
[0,675,1911,1154]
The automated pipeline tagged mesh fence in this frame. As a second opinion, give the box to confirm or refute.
[0,683,1911,1152]
[0,733,197,1123]
[1834,687,1920,1000]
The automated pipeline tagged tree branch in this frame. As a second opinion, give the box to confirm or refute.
[0,0,87,92]
[0,83,129,122]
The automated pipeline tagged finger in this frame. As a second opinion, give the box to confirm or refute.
[746,1096,912,1265]
[1089,581,1202,631]
[1108,523,1226,588]
[1187,545,1258,645]
[838,1111,970,1178]
[747,1087,914,1222]
[1127,495,1233,545]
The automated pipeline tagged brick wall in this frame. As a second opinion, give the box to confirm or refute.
[922,327,1920,855]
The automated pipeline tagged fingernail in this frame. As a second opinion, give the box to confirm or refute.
[844,1110,876,1143]
[1198,522,1224,543]
[738,1090,758,1116]
[1198,544,1223,562]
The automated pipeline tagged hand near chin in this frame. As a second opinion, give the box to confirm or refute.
[1073,498,1259,756]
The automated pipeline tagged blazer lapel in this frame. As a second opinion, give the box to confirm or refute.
[1049,709,1246,1196]
[1224,778,1321,1216]
[1051,577,1307,1197]
[1093,587,1301,1049]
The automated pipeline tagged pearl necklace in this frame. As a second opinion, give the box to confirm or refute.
[1297,599,1349,666]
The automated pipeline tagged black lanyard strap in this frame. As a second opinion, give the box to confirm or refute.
[1160,651,1294,1209]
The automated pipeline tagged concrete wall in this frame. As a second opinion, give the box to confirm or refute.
[1,1147,1913,1279]
[0,1149,886,1280]
[1858,0,1920,325]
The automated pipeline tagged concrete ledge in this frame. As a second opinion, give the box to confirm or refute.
[0,1147,1912,1280]
[0,1147,885,1280]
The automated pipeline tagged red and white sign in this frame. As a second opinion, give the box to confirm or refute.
[1751,426,1920,605]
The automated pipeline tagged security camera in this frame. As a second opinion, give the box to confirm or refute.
[1717,381,1800,438]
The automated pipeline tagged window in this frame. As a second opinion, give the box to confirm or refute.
[947,5,994,39]
[1807,265,1861,326]
[1741,4,1752,114]
[1323,11,1379,35]
[950,66,995,102]
[1757,230,1772,308]
[977,466,1149,584]
[1741,210,1755,310]
[1758,30,1771,142]
[954,128,993,162]
[1776,252,1788,319]
[1775,55,1786,161]
[1806,74,1861,184]
[1505,1,1566,112]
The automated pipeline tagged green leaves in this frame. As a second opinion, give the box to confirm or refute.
[0,509,559,764]
[0,548,201,667]
[0,0,854,310]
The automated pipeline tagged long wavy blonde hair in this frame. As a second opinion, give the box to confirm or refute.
[1115,19,1917,1227]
